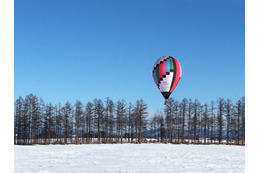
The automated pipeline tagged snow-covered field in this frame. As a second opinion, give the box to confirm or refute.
[15,144,244,173]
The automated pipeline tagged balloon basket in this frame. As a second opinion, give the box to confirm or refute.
[164,100,168,105]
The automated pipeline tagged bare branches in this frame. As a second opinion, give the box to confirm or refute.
[14,94,245,145]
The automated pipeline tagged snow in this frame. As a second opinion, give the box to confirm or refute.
[15,144,244,173]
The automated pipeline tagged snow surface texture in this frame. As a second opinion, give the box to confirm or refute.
[15,144,244,173]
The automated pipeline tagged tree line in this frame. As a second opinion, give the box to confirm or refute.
[14,94,245,145]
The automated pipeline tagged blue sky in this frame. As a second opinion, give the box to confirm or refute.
[14,0,245,112]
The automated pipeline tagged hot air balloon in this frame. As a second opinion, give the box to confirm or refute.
[152,56,182,105]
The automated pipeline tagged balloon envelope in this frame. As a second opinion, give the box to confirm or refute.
[152,56,182,100]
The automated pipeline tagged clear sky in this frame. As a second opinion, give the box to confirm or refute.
[14,0,245,113]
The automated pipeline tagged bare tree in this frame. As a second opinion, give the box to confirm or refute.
[14,97,25,144]
[217,98,225,144]
[23,95,32,144]
[104,97,112,143]
[193,99,200,144]
[134,99,148,143]
[127,103,134,143]
[198,104,203,143]
[209,100,215,144]
[62,101,72,144]
[236,99,242,145]
[44,103,54,144]
[173,100,180,143]
[202,103,208,144]
[158,113,165,143]
[38,98,45,144]
[116,99,127,143]
[93,99,104,143]
[225,99,233,145]
[30,95,41,144]
[106,98,115,141]
[56,103,64,143]
[148,117,154,141]
[187,99,193,143]
[241,97,245,145]
[164,98,174,143]
[180,98,187,143]
[85,101,93,143]
[151,113,158,142]
[74,100,83,144]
